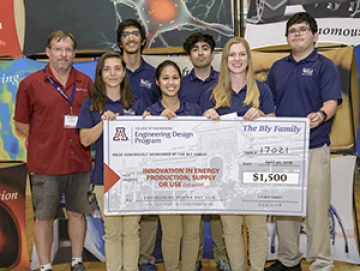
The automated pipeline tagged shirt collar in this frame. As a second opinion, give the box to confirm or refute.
[126,57,146,74]
[188,67,217,82]
[44,65,81,86]
[286,48,319,63]
[105,96,122,104]
[155,100,187,114]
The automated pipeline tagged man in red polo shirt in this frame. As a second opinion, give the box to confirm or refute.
[13,30,93,271]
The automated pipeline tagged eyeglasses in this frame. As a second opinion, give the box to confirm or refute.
[50,47,74,54]
[288,27,311,36]
[122,31,141,38]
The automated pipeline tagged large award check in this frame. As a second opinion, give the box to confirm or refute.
[103,117,309,216]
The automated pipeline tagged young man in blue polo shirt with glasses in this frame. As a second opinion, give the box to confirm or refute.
[265,12,342,271]
[117,19,158,108]
[117,19,159,271]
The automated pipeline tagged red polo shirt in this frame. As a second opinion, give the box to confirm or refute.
[13,65,92,175]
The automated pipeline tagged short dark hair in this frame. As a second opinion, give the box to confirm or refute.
[183,32,216,55]
[47,30,77,49]
[155,60,182,96]
[116,19,147,54]
[286,12,318,36]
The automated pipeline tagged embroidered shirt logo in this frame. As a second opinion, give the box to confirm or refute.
[140,79,152,89]
[123,108,135,115]
[76,88,88,92]
[301,67,313,76]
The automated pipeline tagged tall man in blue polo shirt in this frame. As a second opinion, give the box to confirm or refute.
[265,12,342,271]
[182,32,231,271]
[117,19,157,108]
[117,19,158,271]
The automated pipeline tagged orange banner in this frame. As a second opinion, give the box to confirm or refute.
[0,0,22,57]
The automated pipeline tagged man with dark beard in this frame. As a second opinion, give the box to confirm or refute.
[182,32,231,271]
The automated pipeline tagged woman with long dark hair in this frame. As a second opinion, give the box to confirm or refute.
[77,52,144,271]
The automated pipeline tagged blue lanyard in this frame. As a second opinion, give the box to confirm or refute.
[43,69,76,107]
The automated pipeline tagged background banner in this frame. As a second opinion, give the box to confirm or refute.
[0,58,46,161]
[113,0,234,49]
[0,163,29,270]
[23,0,234,55]
[245,4,360,49]
[0,58,97,161]
[0,0,22,57]
[354,45,360,154]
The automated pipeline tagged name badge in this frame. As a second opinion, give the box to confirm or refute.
[64,115,78,128]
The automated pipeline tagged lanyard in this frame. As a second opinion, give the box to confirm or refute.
[43,69,76,107]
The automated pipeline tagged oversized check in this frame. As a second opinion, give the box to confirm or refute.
[103,117,309,216]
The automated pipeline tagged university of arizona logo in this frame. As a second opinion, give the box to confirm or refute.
[113,127,128,141]
[140,78,152,89]
[301,67,313,76]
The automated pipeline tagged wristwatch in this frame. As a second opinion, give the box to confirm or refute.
[318,109,327,122]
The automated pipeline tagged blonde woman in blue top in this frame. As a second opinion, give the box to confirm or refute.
[77,52,144,271]
[144,60,201,271]
[200,37,275,271]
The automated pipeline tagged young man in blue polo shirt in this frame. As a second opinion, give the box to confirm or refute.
[117,19,158,271]
[182,32,231,271]
[265,12,342,271]
[181,32,219,106]
[117,19,157,108]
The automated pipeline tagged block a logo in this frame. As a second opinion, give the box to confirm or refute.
[113,127,128,141]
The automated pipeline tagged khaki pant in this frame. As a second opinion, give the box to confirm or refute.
[221,215,268,271]
[160,214,202,271]
[95,186,140,271]
[198,215,228,261]
[276,145,333,271]
[139,215,158,265]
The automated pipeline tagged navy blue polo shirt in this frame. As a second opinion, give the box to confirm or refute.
[77,98,145,185]
[200,81,275,116]
[180,67,218,105]
[147,100,202,116]
[266,49,342,148]
[127,58,157,108]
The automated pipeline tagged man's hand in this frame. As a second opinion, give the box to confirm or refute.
[307,111,325,129]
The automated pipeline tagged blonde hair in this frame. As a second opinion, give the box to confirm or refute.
[212,37,259,109]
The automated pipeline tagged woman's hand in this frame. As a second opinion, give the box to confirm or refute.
[203,108,220,120]
[101,110,119,121]
[161,109,177,120]
[243,108,264,121]
[142,111,151,119]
